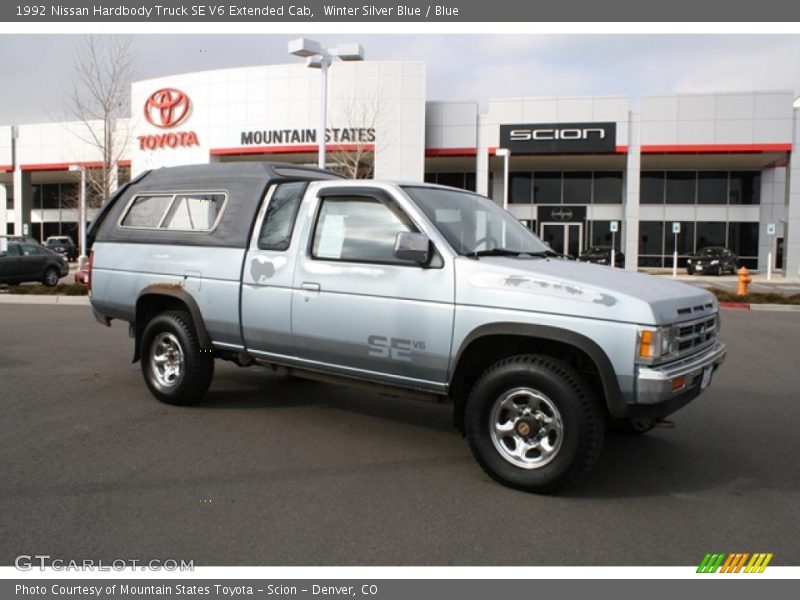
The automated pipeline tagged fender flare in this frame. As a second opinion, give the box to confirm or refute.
[133,285,212,362]
[450,322,626,415]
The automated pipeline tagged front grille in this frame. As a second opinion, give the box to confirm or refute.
[671,315,718,358]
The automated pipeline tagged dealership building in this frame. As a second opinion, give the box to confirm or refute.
[1,60,799,276]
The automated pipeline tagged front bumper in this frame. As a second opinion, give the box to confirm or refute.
[635,341,727,406]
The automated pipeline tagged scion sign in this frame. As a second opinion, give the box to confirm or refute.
[500,122,617,154]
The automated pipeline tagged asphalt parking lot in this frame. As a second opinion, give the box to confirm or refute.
[0,305,798,566]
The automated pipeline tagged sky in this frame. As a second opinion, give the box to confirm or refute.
[1,34,800,125]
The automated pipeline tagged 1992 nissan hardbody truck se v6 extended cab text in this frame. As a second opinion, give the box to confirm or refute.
[87,163,727,492]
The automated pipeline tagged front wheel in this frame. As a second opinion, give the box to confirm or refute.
[465,354,604,493]
[42,267,59,287]
[140,310,214,405]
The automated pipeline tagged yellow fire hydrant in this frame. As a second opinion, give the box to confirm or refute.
[737,266,752,296]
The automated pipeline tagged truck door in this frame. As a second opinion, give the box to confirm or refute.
[240,182,309,356]
[290,187,455,390]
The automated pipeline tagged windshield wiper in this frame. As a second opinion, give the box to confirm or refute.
[464,248,521,259]
[519,249,564,258]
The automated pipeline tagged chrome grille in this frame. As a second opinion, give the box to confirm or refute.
[671,314,718,358]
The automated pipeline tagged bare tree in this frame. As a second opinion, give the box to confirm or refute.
[327,95,386,179]
[66,36,135,207]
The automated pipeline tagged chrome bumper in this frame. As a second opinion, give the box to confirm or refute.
[635,341,727,405]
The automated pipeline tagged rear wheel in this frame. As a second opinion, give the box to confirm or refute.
[465,354,604,493]
[140,310,214,405]
[42,267,59,287]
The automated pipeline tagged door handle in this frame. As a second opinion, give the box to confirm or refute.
[300,282,321,292]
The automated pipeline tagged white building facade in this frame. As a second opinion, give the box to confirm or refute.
[2,61,799,277]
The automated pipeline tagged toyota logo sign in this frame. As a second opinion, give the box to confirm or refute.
[144,88,191,129]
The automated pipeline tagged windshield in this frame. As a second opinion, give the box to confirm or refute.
[401,186,550,256]
[698,248,723,256]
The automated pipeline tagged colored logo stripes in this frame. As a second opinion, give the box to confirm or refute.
[697,553,773,573]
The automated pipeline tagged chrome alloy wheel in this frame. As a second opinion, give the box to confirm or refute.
[489,387,564,469]
[149,332,185,390]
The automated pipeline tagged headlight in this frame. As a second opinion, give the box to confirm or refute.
[711,259,719,265]
[636,326,673,364]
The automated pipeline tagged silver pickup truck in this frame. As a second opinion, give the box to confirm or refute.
[87,162,726,492]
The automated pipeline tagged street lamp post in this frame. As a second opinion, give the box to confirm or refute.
[288,38,365,170]
[69,164,88,264]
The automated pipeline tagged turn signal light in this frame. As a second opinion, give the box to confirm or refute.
[639,330,653,358]
[671,376,686,391]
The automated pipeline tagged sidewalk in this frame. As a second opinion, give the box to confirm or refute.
[649,270,800,296]
[0,294,89,305]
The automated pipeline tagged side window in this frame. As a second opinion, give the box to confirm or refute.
[258,182,307,251]
[3,244,21,257]
[311,196,416,265]
[161,193,226,231]
[120,195,173,228]
[21,244,42,256]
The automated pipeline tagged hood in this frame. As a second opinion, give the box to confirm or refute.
[456,257,717,325]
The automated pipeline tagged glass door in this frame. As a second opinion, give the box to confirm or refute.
[540,223,583,257]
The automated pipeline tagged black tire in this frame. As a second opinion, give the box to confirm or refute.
[608,417,655,435]
[465,354,605,493]
[42,267,59,287]
[140,310,214,406]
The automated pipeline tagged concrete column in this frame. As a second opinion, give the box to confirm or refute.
[0,183,8,252]
[12,168,31,237]
[476,114,490,197]
[623,110,641,272]
[785,108,800,279]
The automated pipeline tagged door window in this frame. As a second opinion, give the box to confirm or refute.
[311,196,416,265]
[258,182,307,251]
[21,244,43,256]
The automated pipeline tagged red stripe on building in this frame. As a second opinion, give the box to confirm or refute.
[210,144,374,156]
[641,143,791,154]
[0,164,13,172]
[425,147,478,157]
[117,160,131,167]
[21,161,105,172]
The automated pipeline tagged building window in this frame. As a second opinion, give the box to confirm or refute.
[423,172,476,193]
[563,172,591,204]
[639,220,664,266]
[509,172,532,204]
[533,172,562,204]
[593,172,623,204]
[729,171,761,205]
[728,222,759,267]
[589,220,622,251]
[664,221,695,267]
[665,171,696,204]
[695,221,727,249]
[640,171,665,204]
[4,184,12,210]
[697,171,728,205]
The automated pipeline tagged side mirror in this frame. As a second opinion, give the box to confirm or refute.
[394,231,430,264]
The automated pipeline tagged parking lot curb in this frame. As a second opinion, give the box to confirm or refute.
[0,294,90,306]
[719,302,800,312]
[749,303,800,312]
[719,302,750,310]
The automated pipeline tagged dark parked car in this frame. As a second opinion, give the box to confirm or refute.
[45,236,78,261]
[578,246,625,268]
[0,241,69,287]
[686,247,738,276]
